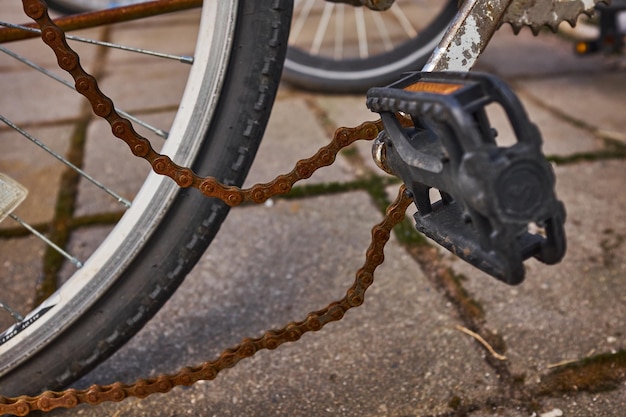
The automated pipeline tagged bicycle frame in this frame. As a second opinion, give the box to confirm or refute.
[424,0,513,72]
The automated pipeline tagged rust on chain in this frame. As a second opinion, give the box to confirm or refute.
[0,0,202,43]
[0,0,415,414]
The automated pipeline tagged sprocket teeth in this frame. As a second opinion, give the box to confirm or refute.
[547,22,560,33]
[502,0,605,36]
[530,24,543,36]
[508,22,524,35]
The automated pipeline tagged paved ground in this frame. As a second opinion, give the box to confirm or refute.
[1,3,626,417]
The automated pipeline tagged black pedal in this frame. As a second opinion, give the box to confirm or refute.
[367,72,566,285]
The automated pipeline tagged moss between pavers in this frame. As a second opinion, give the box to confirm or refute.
[548,147,626,165]
[37,115,91,305]
[534,349,626,395]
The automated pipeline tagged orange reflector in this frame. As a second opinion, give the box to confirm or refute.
[575,42,588,54]
[404,81,463,95]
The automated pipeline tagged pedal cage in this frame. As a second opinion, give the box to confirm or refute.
[367,72,566,285]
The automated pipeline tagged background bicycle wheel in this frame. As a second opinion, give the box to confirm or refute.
[283,0,458,92]
[0,0,291,396]
[45,0,459,93]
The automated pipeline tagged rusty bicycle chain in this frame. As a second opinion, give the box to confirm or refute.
[0,1,414,414]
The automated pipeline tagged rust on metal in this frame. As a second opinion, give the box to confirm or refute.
[423,0,515,72]
[0,0,202,43]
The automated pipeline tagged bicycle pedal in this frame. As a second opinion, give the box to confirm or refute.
[366,72,566,285]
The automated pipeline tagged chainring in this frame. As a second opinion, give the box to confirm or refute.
[503,0,608,34]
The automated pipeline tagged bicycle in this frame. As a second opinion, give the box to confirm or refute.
[0,1,616,414]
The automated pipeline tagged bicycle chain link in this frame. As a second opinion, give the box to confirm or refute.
[0,1,413,414]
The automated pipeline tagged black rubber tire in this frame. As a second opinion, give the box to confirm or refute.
[0,0,292,396]
[283,0,458,93]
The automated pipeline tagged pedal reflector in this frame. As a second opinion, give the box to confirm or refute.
[0,173,28,223]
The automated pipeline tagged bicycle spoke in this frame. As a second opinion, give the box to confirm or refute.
[9,213,83,269]
[0,28,170,139]
[0,22,193,64]
[311,2,334,55]
[390,3,418,38]
[0,301,23,323]
[0,114,132,208]
[371,9,393,52]
[291,0,316,44]
[354,6,368,58]
[334,4,345,59]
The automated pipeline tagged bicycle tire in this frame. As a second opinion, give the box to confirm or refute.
[0,0,292,396]
[283,0,457,93]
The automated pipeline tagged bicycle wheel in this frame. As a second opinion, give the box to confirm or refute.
[0,0,291,396]
[284,0,457,92]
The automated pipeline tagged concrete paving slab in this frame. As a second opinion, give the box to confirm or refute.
[245,97,357,186]
[96,60,189,114]
[0,124,71,226]
[0,69,85,126]
[0,236,44,331]
[517,72,626,142]
[312,94,389,178]
[74,113,169,217]
[58,224,114,284]
[314,95,377,131]
[63,192,497,417]
[485,98,604,157]
[540,390,626,417]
